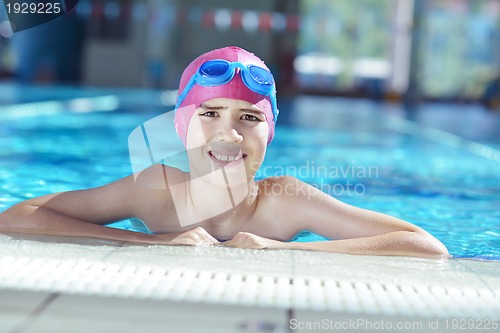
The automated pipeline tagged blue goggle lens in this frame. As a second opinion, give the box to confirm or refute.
[200,60,230,77]
[198,60,234,86]
[248,65,274,86]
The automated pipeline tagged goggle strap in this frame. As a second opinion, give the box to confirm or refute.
[175,73,199,109]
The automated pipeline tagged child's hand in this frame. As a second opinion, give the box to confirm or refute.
[223,232,287,250]
[154,227,220,246]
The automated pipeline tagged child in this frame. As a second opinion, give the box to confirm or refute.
[0,46,449,258]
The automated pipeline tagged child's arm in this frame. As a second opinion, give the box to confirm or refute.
[226,177,449,258]
[0,199,217,246]
[225,230,448,258]
[0,167,218,246]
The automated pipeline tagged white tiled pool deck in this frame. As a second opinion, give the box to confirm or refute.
[0,234,499,333]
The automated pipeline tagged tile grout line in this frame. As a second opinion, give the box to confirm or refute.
[287,250,296,332]
[10,293,60,333]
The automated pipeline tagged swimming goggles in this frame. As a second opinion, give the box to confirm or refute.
[175,59,279,121]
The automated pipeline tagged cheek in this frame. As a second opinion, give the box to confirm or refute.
[253,146,267,166]
[186,116,208,149]
[252,121,269,145]
[246,148,266,176]
[246,131,268,173]
[253,122,269,156]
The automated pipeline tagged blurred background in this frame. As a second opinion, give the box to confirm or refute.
[0,0,499,109]
[0,1,500,261]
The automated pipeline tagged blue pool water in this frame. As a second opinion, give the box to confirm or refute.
[1,84,499,260]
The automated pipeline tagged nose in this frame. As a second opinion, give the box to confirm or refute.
[215,119,243,143]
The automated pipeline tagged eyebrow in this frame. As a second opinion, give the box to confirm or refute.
[200,104,227,111]
[200,104,264,115]
[239,108,264,116]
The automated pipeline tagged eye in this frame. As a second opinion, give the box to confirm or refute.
[200,111,217,117]
[241,114,261,121]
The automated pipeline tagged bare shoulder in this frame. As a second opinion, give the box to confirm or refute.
[257,176,329,203]
[134,164,187,190]
[131,164,186,226]
[253,176,390,240]
[256,175,429,241]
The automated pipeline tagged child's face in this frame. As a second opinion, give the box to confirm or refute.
[185,98,269,181]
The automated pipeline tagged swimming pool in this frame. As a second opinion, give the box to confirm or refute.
[1,83,499,260]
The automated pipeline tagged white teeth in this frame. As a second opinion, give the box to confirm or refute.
[211,152,242,162]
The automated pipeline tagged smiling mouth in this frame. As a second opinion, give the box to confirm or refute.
[208,151,247,162]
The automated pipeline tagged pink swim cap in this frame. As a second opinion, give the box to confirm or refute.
[174,46,277,146]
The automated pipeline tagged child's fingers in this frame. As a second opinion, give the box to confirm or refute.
[222,232,266,249]
[170,227,220,246]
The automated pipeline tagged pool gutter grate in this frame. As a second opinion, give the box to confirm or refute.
[0,255,498,319]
